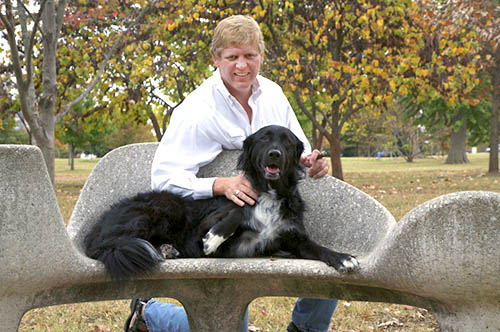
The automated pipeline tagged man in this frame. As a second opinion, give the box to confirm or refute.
[125,15,336,332]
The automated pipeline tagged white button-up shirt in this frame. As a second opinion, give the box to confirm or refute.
[151,69,311,199]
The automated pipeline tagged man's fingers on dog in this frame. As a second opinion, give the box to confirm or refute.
[243,187,258,201]
[239,177,258,200]
[232,191,255,206]
[231,194,245,207]
[241,192,256,206]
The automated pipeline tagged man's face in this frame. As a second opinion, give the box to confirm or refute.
[214,44,263,97]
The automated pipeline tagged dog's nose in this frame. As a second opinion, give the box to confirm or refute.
[268,149,281,159]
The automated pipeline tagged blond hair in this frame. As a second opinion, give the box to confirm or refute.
[210,15,265,59]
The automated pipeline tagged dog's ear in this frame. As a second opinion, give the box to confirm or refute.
[295,137,304,160]
[293,136,306,180]
[237,134,254,170]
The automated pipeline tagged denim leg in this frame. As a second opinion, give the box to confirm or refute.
[143,299,249,332]
[290,298,338,332]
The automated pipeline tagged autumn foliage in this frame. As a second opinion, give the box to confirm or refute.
[0,0,492,180]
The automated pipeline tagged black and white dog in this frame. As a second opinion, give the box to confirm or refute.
[85,125,359,281]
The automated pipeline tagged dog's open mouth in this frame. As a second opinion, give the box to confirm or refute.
[265,164,281,180]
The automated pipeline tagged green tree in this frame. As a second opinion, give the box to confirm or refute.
[254,0,426,179]
[407,0,494,166]
[56,99,113,169]
[0,116,29,144]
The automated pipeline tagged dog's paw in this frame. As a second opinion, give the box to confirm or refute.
[159,244,180,259]
[202,231,225,256]
[323,252,360,273]
[336,254,360,273]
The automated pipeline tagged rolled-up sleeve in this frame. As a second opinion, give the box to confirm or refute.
[151,116,222,200]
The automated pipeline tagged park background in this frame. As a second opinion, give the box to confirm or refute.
[1,0,499,331]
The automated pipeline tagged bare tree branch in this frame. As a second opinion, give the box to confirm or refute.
[19,0,47,89]
[1,1,26,90]
[294,89,334,142]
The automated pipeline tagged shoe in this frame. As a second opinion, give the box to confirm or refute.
[286,322,302,332]
[124,298,150,332]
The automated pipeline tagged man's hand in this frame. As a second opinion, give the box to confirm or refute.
[213,174,258,207]
[301,149,329,178]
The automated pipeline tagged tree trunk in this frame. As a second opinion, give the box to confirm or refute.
[149,109,163,141]
[406,131,421,163]
[328,134,344,181]
[69,144,75,171]
[488,46,500,174]
[445,122,469,164]
[36,0,58,184]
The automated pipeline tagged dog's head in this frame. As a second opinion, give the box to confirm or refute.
[238,125,305,193]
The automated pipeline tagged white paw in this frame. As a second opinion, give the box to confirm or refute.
[339,256,360,272]
[202,231,226,255]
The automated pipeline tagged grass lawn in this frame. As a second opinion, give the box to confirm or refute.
[20,153,498,332]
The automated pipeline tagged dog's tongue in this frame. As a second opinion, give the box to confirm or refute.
[266,166,280,174]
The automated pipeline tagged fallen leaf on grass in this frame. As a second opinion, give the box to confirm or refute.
[93,324,111,332]
[377,317,403,328]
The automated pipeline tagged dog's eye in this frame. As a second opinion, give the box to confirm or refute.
[260,135,270,142]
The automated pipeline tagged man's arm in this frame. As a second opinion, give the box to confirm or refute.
[151,118,222,199]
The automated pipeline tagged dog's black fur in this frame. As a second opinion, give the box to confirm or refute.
[84,125,359,281]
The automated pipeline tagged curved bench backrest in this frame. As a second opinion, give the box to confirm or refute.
[68,143,395,257]
[0,145,81,294]
[67,143,158,252]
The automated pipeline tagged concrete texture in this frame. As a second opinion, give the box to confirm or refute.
[1,143,499,332]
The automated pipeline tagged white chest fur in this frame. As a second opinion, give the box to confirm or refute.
[251,192,283,236]
[234,191,293,257]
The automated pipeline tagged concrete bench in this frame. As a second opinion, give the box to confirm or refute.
[1,143,499,332]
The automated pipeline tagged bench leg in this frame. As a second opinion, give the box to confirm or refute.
[0,297,28,332]
[433,303,500,332]
[178,279,253,332]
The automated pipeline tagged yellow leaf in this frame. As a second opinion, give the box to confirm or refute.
[389,79,396,91]
[377,18,384,32]
[449,96,456,107]
[364,92,373,103]
[358,14,368,25]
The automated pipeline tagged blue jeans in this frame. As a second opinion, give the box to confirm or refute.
[143,298,337,332]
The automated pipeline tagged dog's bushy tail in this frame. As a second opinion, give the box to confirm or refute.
[88,238,164,282]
